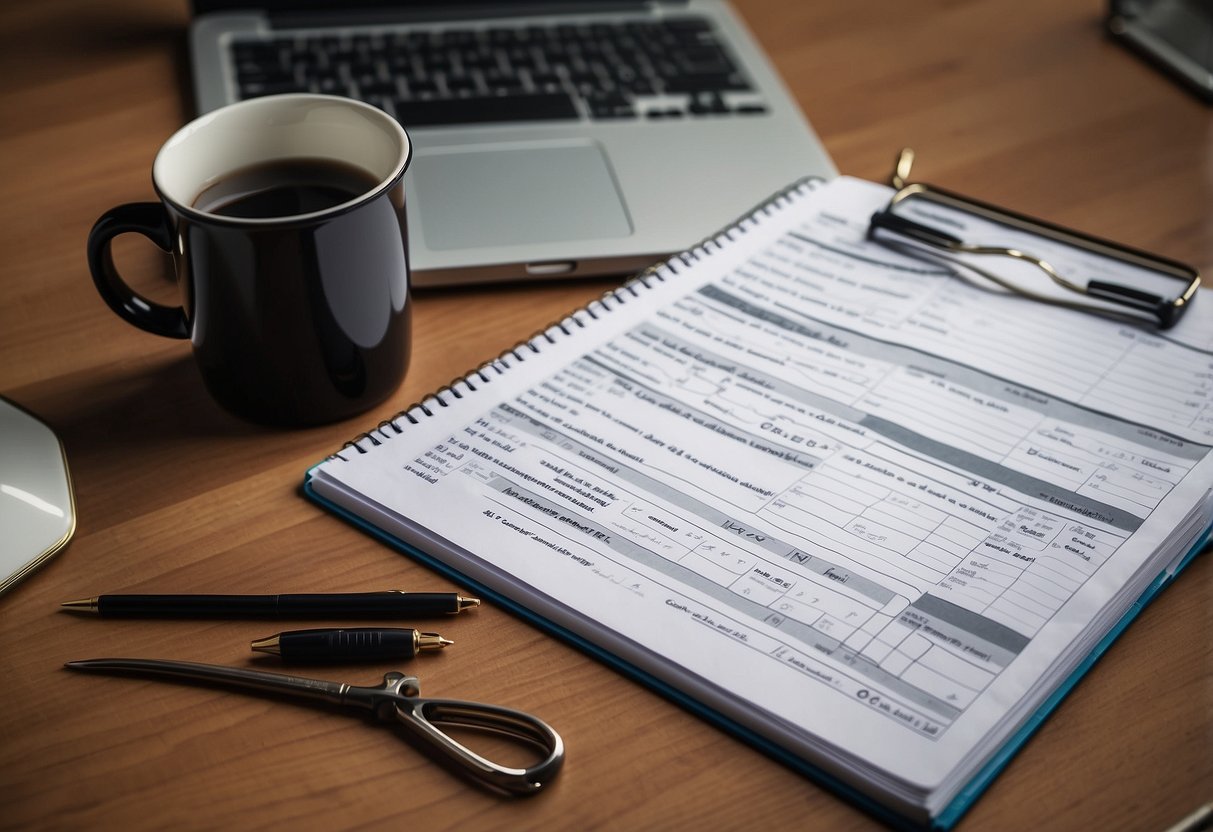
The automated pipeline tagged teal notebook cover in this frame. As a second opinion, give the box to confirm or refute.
[304,468,1211,831]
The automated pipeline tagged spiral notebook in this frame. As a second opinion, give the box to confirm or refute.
[304,175,1213,829]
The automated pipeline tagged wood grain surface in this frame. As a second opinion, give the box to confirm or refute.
[1,1,1209,830]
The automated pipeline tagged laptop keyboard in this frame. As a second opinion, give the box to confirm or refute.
[229,17,769,126]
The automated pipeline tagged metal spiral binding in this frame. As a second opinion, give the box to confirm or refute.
[333,175,824,460]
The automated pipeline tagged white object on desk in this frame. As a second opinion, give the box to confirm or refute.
[0,397,75,596]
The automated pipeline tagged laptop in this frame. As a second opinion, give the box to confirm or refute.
[188,1,837,288]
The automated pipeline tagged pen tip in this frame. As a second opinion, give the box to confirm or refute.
[417,632,453,651]
[250,635,281,656]
[458,596,480,611]
[61,598,99,613]
[63,660,107,671]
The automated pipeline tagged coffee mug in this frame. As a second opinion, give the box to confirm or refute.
[87,94,413,426]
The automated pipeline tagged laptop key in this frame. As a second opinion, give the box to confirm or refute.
[358,80,400,97]
[315,78,347,94]
[587,91,636,119]
[232,41,285,65]
[406,79,441,96]
[488,81,528,95]
[240,80,311,98]
[662,73,752,93]
[236,65,291,85]
[392,93,579,126]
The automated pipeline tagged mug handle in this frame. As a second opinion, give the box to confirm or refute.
[87,203,189,339]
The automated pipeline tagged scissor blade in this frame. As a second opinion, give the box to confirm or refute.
[66,657,349,705]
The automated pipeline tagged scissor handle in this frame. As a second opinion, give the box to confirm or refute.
[392,697,565,795]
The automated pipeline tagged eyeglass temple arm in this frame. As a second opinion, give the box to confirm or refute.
[891,148,916,190]
[868,210,963,249]
[877,149,966,249]
[1087,281,1178,327]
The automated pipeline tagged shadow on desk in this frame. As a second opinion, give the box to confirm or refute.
[23,354,270,455]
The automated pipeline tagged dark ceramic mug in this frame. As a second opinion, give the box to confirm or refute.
[87,94,413,426]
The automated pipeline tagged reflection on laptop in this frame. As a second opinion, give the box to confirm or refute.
[189,1,836,288]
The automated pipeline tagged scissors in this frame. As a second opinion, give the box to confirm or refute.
[66,657,564,796]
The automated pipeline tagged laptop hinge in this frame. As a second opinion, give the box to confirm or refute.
[269,3,676,29]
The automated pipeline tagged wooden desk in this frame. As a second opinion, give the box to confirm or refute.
[2,1,1209,828]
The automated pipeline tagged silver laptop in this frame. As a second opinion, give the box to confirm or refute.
[189,0,836,288]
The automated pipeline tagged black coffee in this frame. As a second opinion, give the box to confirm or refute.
[193,158,380,219]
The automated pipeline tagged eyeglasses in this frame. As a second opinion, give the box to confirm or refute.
[867,149,1200,329]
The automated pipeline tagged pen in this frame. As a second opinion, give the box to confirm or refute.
[1164,804,1213,832]
[251,627,452,662]
[60,591,480,618]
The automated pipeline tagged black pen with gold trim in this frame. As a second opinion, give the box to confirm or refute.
[252,627,453,662]
[61,591,480,618]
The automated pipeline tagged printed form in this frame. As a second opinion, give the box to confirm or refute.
[316,177,1213,798]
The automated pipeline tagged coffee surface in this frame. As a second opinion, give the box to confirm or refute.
[194,158,380,219]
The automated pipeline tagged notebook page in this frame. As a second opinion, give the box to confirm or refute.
[312,177,1213,802]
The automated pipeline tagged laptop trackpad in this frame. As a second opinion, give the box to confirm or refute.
[413,142,633,250]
